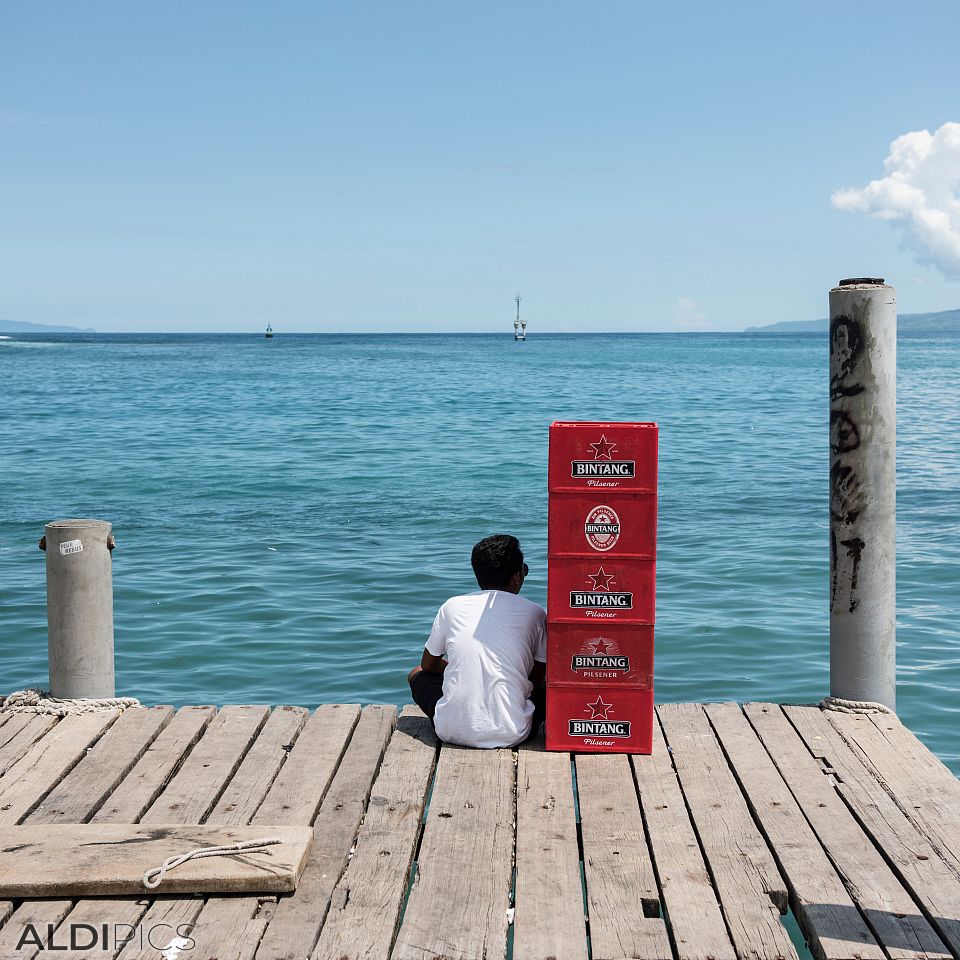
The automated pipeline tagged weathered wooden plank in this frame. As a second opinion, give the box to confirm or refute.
[786,705,960,957]
[186,705,363,960]
[114,896,206,960]
[208,706,310,826]
[11,705,343,960]
[197,919,272,960]
[30,706,174,824]
[0,823,313,896]
[0,711,119,825]
[27,900,142,960]
[0,900,75,957]
[141,705,270,825]
[866,714,960,803]
[393,742,515,960]
[254,704,397,960]
[658,703,797,960]
[706,702,884,960]
[0,887,10,947]
[195,894,264,928]
[254,704,362,828]
[93,706,217,823]
[744,703,950,960]
[0,713,59,776]
[825,711,960,874]
[98,705,277,959]
[33,706,270,960]
[188,897,274,960]
[632,720,736,960]
[0,712,175,959]
[576,752,670,960]
[312,706,438,960]
[510,739,587,960]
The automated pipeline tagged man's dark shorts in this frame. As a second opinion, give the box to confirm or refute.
[408,670,546,742]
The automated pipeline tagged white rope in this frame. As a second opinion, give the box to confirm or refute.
[819,695,895,715]
[0,688,140,716]
[143,838,282,890]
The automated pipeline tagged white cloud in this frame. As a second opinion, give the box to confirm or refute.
[832,122,960,279]
[672,296,710,331]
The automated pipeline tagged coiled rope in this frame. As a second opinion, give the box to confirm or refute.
[819,695,895,715]
[143,838,282,890]
[0,688,140,716]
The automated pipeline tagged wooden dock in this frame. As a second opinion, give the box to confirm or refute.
[1,702,959,960]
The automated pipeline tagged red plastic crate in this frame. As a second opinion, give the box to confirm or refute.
[548,492,656,558]
[545,683,653,754]
[545,622,653,686]
[549,421,657,493]
[547,556,655,624]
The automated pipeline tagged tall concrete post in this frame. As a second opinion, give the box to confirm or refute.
[829,279,896,710]
[43,518,116,698]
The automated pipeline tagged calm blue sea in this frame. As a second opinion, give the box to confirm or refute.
[2,331,958,770]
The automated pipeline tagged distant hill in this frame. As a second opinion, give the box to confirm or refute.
[745,308,960,334]
[0,319,95,333]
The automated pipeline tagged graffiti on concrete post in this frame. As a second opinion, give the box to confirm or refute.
[831,529,865,613]
[830,313,867,615]
[830,315,865,401]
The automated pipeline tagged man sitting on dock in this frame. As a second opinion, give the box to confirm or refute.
[407,534,547,748]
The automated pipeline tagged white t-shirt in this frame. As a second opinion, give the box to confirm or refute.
[426,590,547,749]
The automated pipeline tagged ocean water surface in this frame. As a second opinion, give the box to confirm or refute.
[2,331,958,769]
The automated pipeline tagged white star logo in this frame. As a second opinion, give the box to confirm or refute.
[588,435,617,460]
[587,567,616,591]
[586,696,613,720]
[589,637,613,655]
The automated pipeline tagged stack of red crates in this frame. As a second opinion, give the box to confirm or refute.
[545,421,658,754]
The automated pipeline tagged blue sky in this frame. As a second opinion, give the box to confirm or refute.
[2,2,959,332]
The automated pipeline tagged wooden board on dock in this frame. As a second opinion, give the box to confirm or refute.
[393,741,515,960]
[576,751,671,960]
[513,739,587,960]
[632,720,736,960]
[0,823,314,896]
[0,700,957,960]
[313,706,438,960]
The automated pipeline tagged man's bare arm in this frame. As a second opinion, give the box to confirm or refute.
[529,660,546,688]
[421,648,448,674]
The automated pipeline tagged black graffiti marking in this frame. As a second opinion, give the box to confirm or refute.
[829,530,866,614]
[830,462,866,525]
[841,536,865,613]
[830,314,869,613]
[830,529,839,610]
[832,380,865,400]
[830,411,861,454]
[830,314,866,401]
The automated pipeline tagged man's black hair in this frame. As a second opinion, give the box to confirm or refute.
[471,534,524,590]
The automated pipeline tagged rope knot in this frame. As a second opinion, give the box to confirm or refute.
[142,838,282,890]
[819,695,895,715]
[0,688,140,716]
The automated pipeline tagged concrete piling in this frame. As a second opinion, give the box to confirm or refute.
[42,518,116,698]
[828,279,897,710]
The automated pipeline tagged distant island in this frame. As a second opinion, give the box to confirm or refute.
[745,307,960,334]
[0,318,96,333]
